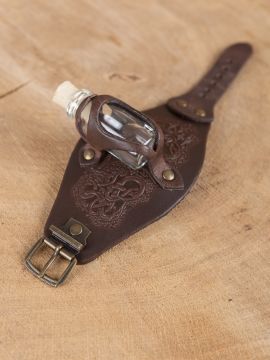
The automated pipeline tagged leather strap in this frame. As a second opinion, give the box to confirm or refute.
[167,43,252,123]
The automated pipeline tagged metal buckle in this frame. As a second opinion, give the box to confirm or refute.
[25,218,90,287]
[25,237,77,287]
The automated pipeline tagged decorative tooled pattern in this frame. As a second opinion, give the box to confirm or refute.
[162,121,199,165]
[73,119,199,228]
[73,158,155,228]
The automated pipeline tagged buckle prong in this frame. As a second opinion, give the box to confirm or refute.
[38,243,63,278]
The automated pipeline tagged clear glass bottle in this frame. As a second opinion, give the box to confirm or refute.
[53,81,156,170]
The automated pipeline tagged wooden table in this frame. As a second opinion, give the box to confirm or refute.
[0,1,269,359]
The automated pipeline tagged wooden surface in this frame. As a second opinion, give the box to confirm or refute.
[0,1,270,359]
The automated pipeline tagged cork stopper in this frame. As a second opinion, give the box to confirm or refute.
[53,81,79,109]
[52,81,94,118]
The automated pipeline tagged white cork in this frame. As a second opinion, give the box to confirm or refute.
[53,81,95,120]
[52,81,79,109]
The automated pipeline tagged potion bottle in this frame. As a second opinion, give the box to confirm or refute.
[53,81,156,170]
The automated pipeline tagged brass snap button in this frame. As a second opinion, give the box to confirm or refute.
[162,169,175,181]
[83,149,95,161]
[69,223,83,236]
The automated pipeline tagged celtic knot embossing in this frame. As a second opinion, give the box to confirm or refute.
[73,119,199,228]
[73,158,155,228]
[162,121,199,165]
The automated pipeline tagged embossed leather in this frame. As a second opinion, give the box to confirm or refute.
[44,43,252,264]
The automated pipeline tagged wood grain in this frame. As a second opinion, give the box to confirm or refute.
[0,0,269,359]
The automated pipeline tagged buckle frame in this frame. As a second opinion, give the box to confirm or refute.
[25,237,77,287]
[25,218,90,287]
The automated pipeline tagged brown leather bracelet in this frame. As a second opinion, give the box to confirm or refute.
[25,42,252,287]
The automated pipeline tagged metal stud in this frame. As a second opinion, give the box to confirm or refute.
[195,108,206,118]
[69,223,83,236]
[83,148,95,161]
[162,169,175,181]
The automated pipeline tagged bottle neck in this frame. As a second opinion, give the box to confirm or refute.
[66,89,94,119]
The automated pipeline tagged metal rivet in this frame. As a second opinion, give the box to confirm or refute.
[69,223,83,236]
[162,169,175,181]
[177,99,188,108]
[196,108,206,118]
[83,149,95,161]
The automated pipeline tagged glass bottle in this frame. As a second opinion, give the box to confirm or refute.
[53,81,156,170]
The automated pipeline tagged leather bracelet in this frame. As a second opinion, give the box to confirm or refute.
[25,43,252,286]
